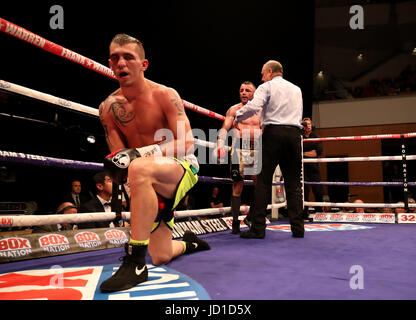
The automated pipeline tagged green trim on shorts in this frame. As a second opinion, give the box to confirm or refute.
[172,157,199,210]
[151,156,198,233]
[151,217,174,232]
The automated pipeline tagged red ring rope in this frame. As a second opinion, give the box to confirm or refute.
[304,132,416,142]
[0,17,226,121]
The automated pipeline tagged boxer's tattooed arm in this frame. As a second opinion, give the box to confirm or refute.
[102,124,114,150]
[108,101,135,126]
[99,102,105,118]
[170,98,185,116]
[99,102,111,148]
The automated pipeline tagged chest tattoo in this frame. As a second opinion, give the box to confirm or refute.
[109,101,135,127]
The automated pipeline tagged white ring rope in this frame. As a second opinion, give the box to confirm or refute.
[304,132,416,142]
[0,79,218,150]
[174,203,286,218]
[0,79,99,117]
[1,212,122,228]
[304,155,416,163]
[305,201,416,209]
[1,198,415,228]
[0,204,288,228]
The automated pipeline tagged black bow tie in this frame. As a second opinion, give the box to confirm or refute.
[103,202,111,207]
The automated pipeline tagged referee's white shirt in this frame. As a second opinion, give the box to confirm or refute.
[235,76,303,129]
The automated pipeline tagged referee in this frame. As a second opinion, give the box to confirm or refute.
[235,60,304,238]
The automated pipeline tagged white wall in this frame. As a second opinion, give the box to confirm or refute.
[312,94,416,128]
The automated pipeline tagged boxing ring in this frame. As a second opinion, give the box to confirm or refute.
[1,18,416,302]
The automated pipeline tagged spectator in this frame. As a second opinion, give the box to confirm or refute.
[387,163,403,203]
[380,78,393,96]
[62,179,89,209]
[408,198,415,213]
[175,194,196,223]
[302,117,324,220]
[342,201,353,213]
[353,199,365,213]
[176,194,195,211]
[395,201,406,215]
[78,171,123,229]
[352,86,364,98]
[32,201,77,233]
[324,65,416,101]
[57,201,78,231]
[321,195,332,213]
[381,206,394,214]
[209,186,224,209]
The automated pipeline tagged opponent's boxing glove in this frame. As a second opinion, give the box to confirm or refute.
[214,139,226,162]
[104,145,162,183]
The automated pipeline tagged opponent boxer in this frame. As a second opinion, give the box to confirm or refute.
[99,34,210,293]
[214,81,262,234]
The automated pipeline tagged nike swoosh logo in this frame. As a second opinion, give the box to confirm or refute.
[135,265,146,276]
[192,242,198,249]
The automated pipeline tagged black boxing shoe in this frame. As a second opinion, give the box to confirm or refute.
[183,231,211,253]
[100,243,148,293]
[243,216,252,229]
[240,229,265,239]
[292,232,304,238]
[231,221,240,234]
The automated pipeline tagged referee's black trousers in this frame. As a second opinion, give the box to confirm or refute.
[251,125,304,236]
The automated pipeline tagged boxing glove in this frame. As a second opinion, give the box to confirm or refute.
[104,145,162,183]
[213,139,226,162]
